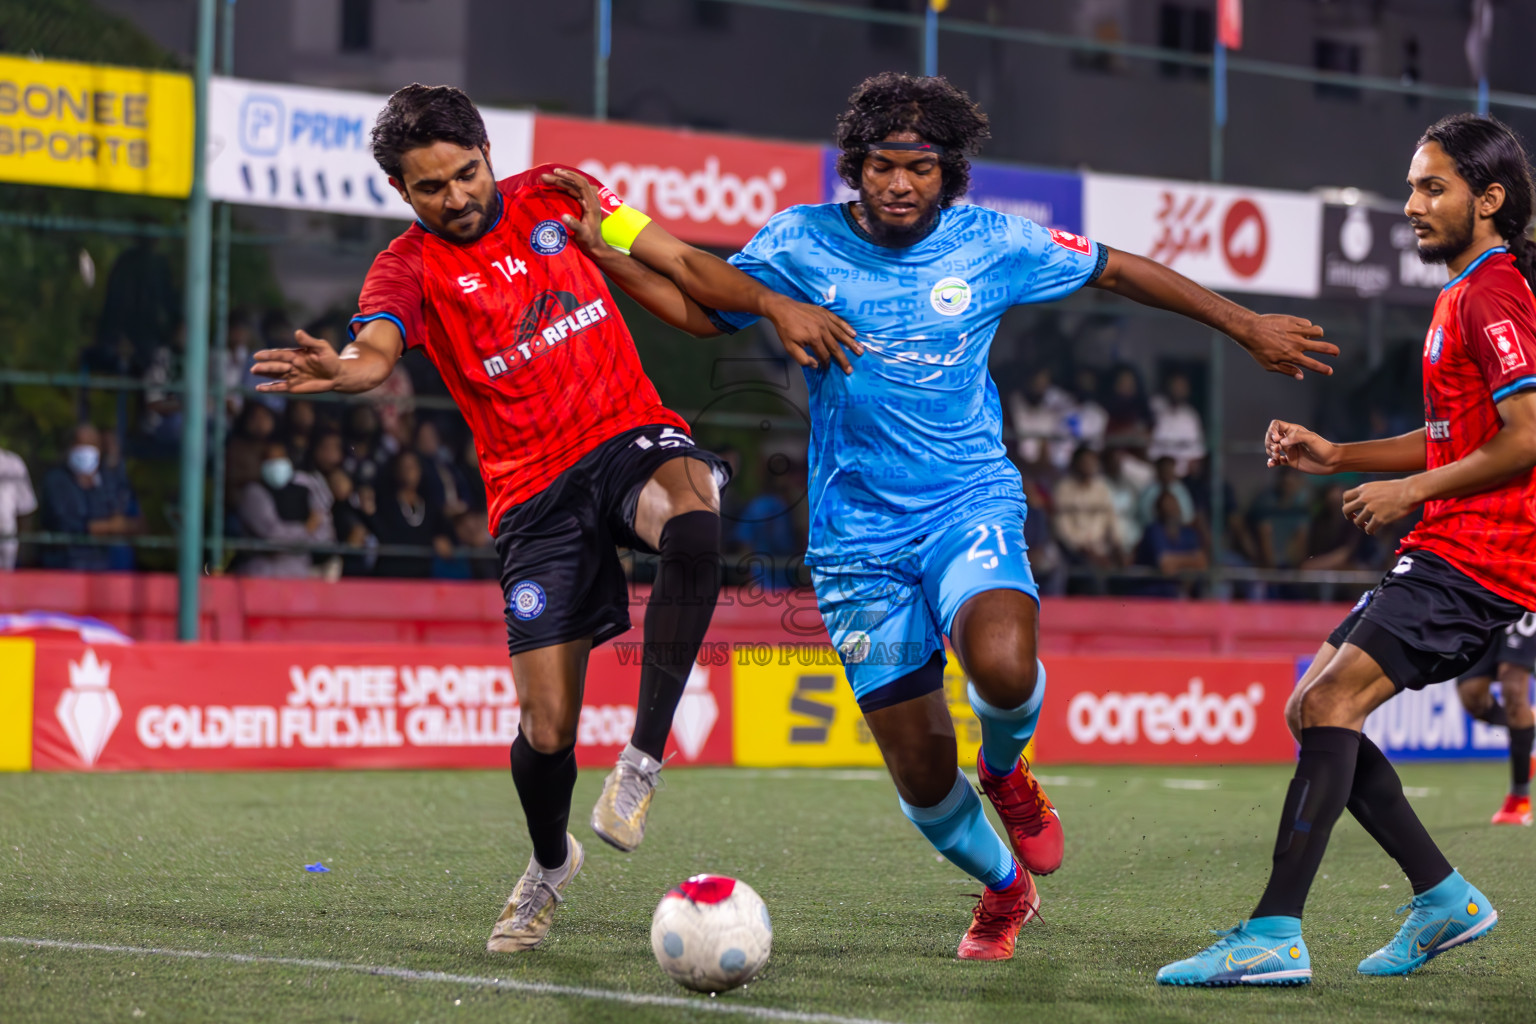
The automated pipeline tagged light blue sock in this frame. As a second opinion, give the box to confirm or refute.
[898,768,1016,891]
[968,660,1046,776]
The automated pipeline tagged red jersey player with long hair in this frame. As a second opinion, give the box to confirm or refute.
[1162,114,1536,985]
[252,84,856,953]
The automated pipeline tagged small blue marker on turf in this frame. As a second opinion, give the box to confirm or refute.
[304,862,329,873]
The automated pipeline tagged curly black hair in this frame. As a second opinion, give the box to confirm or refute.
[370,83,488,181]
[834,73,990,207]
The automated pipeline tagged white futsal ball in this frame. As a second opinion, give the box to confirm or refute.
[650,874,772,993]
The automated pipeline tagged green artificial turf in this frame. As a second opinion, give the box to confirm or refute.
[1,764,1530,1023]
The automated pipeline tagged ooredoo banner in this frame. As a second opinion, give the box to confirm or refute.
[533,115,823,249]
[29,641,730,771]
[207,77,533,218]
[1042,656,1296,764]
[1084,173,1322,298]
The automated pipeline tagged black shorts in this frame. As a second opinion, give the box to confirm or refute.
[1460,612,1536,681]
[1327,550,1528,692]
[493,424,730,657]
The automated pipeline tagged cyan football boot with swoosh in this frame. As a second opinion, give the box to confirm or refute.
[1157,916,1311,986]
[1358,871,1498,977]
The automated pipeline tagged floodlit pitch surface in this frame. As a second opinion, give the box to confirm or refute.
[1,765,1531,1023]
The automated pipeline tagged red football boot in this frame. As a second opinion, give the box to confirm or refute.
[957,863,1039,961]
[976,752,1064,875]
[1491,793,1533,826]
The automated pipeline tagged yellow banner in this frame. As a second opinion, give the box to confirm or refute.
[0,638,35,772]
[0,54,192,197]
[731,645,1032,768]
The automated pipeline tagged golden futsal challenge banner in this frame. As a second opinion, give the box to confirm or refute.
[0,54,192,197]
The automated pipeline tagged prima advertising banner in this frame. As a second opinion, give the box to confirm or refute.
[1320,204,1447,303]
[822,152,1084,233]
[207,77,533,218]
[29,641,730,771]
[533,114,823,249]
[1084,173,1322,298]
[0,54,192,197]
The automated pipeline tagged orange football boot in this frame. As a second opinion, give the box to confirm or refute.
[1491,794,1533,826]
[957,863,1039,961]
[976,752,1064,875]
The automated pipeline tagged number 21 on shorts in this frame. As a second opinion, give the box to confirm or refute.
[967,523,1012,570]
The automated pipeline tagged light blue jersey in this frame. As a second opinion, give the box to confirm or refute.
[712,201,1105,568]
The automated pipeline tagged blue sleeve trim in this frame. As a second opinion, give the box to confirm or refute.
[348,311,407,345]
[1492,376,1536,403]
[1087,241,1109,285]
[702,305,741,336]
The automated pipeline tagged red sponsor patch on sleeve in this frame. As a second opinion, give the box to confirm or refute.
[1048,228,1092,255]
[1486,319,1530,373]
[596,184,625,216]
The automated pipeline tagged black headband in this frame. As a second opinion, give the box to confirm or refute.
[865,140,947,155]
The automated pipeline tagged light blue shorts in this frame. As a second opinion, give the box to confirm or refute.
[812,497,1037,703]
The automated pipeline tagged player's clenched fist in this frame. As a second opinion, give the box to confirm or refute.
[1264,419,1340,474]
[252,330,343,393]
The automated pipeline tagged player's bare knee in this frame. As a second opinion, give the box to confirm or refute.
[1284,688,1305,741]
[1457,679,1493,715]
[965,649,1038,709]
[1298,679,1348,729]
[519,711,577,753]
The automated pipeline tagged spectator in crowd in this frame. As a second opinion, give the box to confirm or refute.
[282,400,318,468]
[1063,367,1109,454]
[1052,445,1122,571]
[459,433,487,511]
[227,402,278,501]
[1185,459,1264,599]
[237,440,334,577]
[326,467,376,577]
[1302,481,1377,571]
[40,424,143,571]
[733,453,807,590]
[1135,489,1209,597]
[414,420,470,519]
[1102,364,1153,447]
[1138,455,1196,528]
[309,428,346,482]
[1250,466,1314,570]
[139,329,184,453]
[1102,447,1148,555]
[1020,474,1065,596]
[0,445,37,571]
[220,310,262,419]
[432,508,498,581]
[1147,371,1206,475]
[370,451,453,579]
[342,404,392,490]
[86,232,178,377]
[1006,366,1074,472]
[97,431,141,571]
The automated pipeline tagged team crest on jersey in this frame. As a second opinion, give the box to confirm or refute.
[929,277,971,317]
[838,630,872,665]
[510,581,546,620]
[530,219,568,256]
[1428,326,1444,364]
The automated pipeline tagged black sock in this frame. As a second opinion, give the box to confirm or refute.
[510,731,577,870]
[1474,700,1509,728]
[1510,726,1534,797]
[630,509,721,760]
[1346,735,1454,894]
[1252,726,1361,920]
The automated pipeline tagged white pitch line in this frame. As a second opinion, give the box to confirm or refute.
[0,936,920,1024]
[1161,779,1220,790]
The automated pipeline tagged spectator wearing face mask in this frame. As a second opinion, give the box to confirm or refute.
[40,424,143,571]
[237,441,334,577]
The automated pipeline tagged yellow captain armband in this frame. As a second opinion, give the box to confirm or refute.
[600,204,652,254]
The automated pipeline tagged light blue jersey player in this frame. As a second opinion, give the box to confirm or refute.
[622,73,1333,962]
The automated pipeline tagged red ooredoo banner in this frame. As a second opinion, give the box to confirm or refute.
[30,641,732,771]
[1038,655,1295,764]
[532,115,823,248]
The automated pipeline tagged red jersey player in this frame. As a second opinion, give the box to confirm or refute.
[252,84,855,953]
[1162,114,1536,986]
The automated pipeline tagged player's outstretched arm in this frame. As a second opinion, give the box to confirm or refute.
[1265,420,1427,475]
[540,167,862,373]
[1091,249,1339,380]
[253,320,401,394]
[1342,391,1536,535]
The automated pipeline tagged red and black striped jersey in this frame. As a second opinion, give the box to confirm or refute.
[350,164,688,532]
[1403,247,1536,607]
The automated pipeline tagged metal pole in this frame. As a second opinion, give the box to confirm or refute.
[1211,39,1226,182]
[177,0,217,641]
[1478,78,1490,116]
[1207,331,1225,597]
[594,0,611,120]
[209,0,236,573]
[924,2,939,77]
